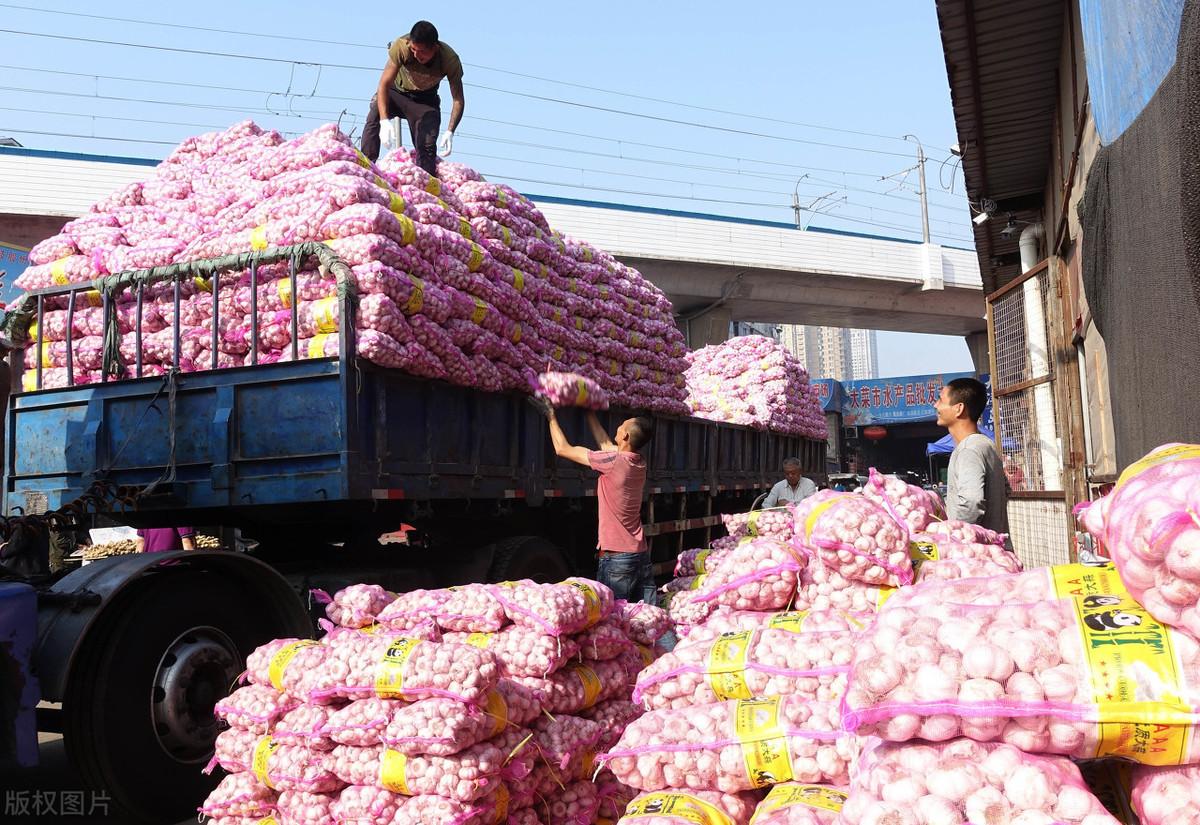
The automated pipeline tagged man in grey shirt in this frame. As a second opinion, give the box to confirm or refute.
[934,377,1010,534]
[762,457,818,507]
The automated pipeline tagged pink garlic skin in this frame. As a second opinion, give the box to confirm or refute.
[841,739,1120,825]
[198,772,278,818]
[1131,764,1200,825]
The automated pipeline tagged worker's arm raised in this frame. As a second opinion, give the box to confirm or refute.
[376,61,399,121]
[548,412,591,467]
[587,411,616,451]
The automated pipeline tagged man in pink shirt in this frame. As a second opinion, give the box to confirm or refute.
[532,400,655,603]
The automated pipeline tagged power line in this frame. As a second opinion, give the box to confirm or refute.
[0,3,930,146]
[0,28,918,159]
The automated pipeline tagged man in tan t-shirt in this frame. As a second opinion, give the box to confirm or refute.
[530,398,656,603]
[361,20,465,176]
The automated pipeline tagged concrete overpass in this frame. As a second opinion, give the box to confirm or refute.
[1,147,985,349]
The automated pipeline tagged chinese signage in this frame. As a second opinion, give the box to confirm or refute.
[839,372,975,426]
[810,379,845,413]
[0,241,30,307]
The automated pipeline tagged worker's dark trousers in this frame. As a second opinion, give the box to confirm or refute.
[360,86,440,176]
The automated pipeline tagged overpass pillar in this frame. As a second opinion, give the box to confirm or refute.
[964,331,990,374]
[680,306,732,348]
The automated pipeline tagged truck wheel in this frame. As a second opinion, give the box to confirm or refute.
[63,570,286,823]
[487,535,572,583]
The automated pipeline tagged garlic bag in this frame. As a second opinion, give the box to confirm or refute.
[601,696,859,793]
[884,558,1126,611]
[690,538,806,611]
[618,790,760,825]
[1130,763,1200,825]
[747,784,847,825]
[442,626,579,677]
[534,370,609,409]
[844,595,1200,764]
[792,490,912,587]
[862,468,943,533]
[632,627,853,710]
[1076,443,1200,639]
[839,738,1121,825]
[489,578,614,637]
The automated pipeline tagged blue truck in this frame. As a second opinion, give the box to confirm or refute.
[0,243,824,822]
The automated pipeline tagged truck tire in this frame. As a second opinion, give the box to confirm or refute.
[62,569,293,823]
[487,535,572,583]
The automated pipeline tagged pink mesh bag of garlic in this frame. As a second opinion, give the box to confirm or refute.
[572,619,637,661]
[675,547,731,577]
[531,713,604,783]
[792,491,912,587]
[275,788,335,825]
[921,518,1006,546]
[617,790,760,825]
[1131,763,1200,825]
[490,578,614,636]
[198,772,278,820]
[305,633,499,705]
[600,696,859,793]
[689,538,806,611]
[534,778,601,825]
[611,599,672,646]
[882,559,1126,611]
[533,370,609,409]
[722,507,795,543]
[434,583,509,633]
[687,608,867,643]
[272,703,339,751]
[208,729,345,793]
[907,532,1021,576]
[326,733,527,803]
[839,738,1121,825]
[632,628,854,710]
[510,658,628,714]
[746,783,847,825]
[843,596,1200,760]
[213,684,298,733]
[313,583,397,629]
[862,468,944,533]
[579,698,644,750]
[1076,443,1200,638]
[442,626,580,677]
[375,588,454,632]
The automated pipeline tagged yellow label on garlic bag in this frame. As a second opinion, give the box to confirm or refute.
[21,371,36,392]
[380,748,412,794]
[495,189,508,209]
[574,316,585,331]
[735,698,794,788]
[491,785,510,824]
[581,246,594,263]
[83,289,103,307]
[307,334,331,359]
[707,630,754,701]
[1050,561,1129,603]
[374,175,390,189]
[637,644,656,667]
[467,243,485,272]
[268,640,319,691]
[569,663,603,709]
[375,637,424,700]
[803,495,846,541]
[50,257,69,285]
[404,274,425,315]
[193,276,213,293]
[1117,444,1200,489]
[458,217,473,239]
[623,792,734,825]
[276,278,294,309]
[388,192,407,215]
[355,149,372,169]
[876,586,898,608]
[574,380,591,407]
[690,549,713,575]
[424,176,441,196]
[465,632,494,649]
[39,343,53,369]
[26,322,38,344]
[1074,597,1194,765]
[484,688,510,737]
[766,611,811,633]
[909,540,939,562]
[250,225,269,251]
[499,225,512,246]
[688,574,707,591]
[471,297,489,325]
[609,359,620,376]
[312,296,338,333]
[512,269,525,293]
[565,579,603,627]
[251,737,279,790]
[551,346,565,362]
[750,784,847,822]
[257,817,279,825]
[396,214,417,246]
[511,324,522,344]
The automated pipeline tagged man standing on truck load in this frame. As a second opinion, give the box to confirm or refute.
[934,377,1010,535]
[360,20,465,176]
[530,399,656,603]
[762,457,818,507]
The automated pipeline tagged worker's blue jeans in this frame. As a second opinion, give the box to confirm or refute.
[596,550,655,604]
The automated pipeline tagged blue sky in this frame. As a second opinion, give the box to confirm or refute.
[0,0,977,377]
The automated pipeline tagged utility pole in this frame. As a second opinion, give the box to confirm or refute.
[904,134,931,244]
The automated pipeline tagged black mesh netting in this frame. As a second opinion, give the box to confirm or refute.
[1078,0,1200,469]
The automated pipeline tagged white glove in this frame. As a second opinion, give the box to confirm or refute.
[437,129,454,157]
[379,118,400,152]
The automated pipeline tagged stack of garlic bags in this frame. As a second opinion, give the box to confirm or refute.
[836,441,1200,825]
[684,336,825,439]
[17,121,690,415]
[200,577,673,825]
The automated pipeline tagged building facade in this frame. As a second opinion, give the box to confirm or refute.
[779,325,878,381]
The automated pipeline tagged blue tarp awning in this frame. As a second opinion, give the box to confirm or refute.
[926,427,995,456]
